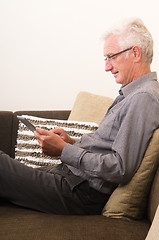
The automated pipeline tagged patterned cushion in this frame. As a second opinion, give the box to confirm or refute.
[15,115,98,168]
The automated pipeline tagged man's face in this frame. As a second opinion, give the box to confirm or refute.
[104,35,135,86]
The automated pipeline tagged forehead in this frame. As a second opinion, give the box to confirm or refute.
[104,35,121,55]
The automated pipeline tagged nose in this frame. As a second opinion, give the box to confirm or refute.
[105,60,113,72]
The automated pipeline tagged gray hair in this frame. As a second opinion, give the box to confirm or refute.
[103,18,154,64]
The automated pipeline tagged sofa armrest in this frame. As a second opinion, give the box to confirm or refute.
[0,111,14,157]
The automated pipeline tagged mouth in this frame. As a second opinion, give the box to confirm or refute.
[112,71,119,78]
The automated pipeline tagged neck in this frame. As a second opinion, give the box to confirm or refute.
[132,63,151,82]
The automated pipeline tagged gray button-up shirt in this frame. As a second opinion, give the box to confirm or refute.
[61,72,159,194]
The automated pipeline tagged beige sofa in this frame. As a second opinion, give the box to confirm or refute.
[0,91,159,240]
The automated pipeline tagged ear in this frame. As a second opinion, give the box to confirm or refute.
[132,46,141,62]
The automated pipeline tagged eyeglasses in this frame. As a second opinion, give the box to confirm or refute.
[104,47,133,62]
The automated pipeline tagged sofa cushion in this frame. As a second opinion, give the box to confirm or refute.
[15,115,98,168]
[68,91,114,124]
[102,128,159,220]
[0,203,150,240]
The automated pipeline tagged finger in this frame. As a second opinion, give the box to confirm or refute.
[34,130,40,139]
[34,129,46,140]
[53,128,63,135]
[36,127,49,135]
[34,131,41,146]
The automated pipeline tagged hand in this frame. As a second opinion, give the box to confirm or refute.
[34,128,67,156]
[53,128,75,145]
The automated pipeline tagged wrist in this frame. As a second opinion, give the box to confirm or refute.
[70,138,75,145]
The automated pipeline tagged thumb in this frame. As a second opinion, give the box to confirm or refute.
[35,127,49,136]
[53,128,64,135]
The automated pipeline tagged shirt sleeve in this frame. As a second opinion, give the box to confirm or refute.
[61,92,159,184]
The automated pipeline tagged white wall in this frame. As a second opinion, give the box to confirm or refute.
[0,0,159,111]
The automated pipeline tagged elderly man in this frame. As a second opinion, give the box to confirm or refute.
[1,18,159,215]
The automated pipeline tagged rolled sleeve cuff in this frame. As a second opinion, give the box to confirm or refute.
[61,143,86,168]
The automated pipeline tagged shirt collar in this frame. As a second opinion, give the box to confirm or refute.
[120,72,158,98]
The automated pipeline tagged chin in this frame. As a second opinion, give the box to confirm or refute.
[115,77,122,85]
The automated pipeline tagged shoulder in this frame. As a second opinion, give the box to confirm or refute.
[119,87,159,121]
[127,80,159,106]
